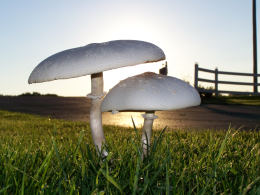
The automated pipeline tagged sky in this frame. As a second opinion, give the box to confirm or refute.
[0,0,259,96]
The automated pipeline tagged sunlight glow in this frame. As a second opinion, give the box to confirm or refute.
[103,112,144,128]
[104,62,164,92]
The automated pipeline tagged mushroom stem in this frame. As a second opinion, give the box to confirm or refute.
[88,72,107,157]
[141,111,158,157]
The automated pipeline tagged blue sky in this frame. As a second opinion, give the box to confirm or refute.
[0,0,259,96]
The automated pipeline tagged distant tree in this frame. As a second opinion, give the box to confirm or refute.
[18,92,58,96]
[197,85,214,98]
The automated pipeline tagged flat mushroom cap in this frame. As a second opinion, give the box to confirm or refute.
[101,72,201,112]
[28,40,165,84]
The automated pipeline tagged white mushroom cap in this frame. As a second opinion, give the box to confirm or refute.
[101,72,201,112]
[28,40,165,84]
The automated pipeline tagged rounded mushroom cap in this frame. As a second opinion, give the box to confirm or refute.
[101,72,201,112]
[28,40,165,84]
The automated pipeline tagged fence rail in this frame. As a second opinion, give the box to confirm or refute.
[194,64,260,96]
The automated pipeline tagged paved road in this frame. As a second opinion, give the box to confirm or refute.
[0,96,259,130]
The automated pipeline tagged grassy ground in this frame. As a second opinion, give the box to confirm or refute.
[202,95,260,106]
[0,110,259,194]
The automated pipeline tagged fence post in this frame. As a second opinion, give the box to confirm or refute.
[194,64,198,89]
[215,68,218,96]
[253,74,258,95]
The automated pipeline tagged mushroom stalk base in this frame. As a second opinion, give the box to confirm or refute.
[88,72,107,157]
[141,112,158,157]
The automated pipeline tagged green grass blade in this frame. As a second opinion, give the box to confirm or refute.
[131,116,137,131]
[100,168,123,193]
[132,151,141,195]
[141,154,170,195]
[31,148,53,181]
[242,176,260,195]
[150,126,167,155]
[166,163,170,195]
[216,127,231,162]
[0,185,12,194]
[21,171,25,195]
[52,137,67,180]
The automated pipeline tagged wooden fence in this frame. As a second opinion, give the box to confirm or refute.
[194,64,260,96]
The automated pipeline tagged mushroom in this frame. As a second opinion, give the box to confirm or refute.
[28,40,165,156]
[101,72,201,157]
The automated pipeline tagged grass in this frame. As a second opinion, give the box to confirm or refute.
[0,110,259,194]
[202,95,260,106]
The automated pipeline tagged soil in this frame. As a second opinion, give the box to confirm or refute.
[0,96,259,130]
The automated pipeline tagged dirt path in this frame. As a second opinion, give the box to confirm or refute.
[0,96,259,130]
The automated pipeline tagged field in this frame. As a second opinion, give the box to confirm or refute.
[0,110,260,194]
[202,95,260,106]
[1,95,260,130]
